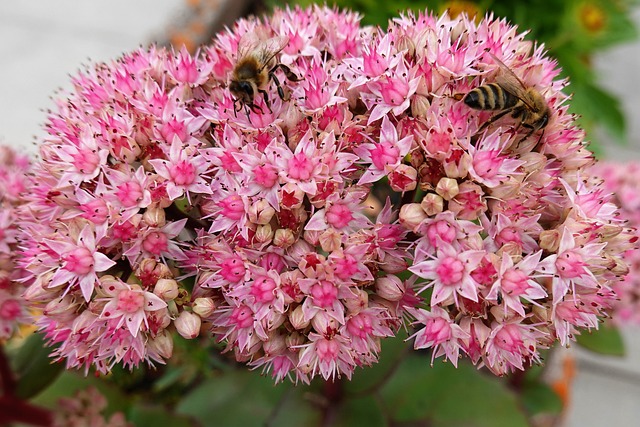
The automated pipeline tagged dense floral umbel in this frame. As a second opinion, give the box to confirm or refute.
[0,146,31,339]
[588,161,640,325]
[19,6,633,381]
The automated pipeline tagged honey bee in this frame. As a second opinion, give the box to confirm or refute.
[230,33,300,114]
[456,53,550,144]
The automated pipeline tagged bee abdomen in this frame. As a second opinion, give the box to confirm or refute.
[464,83,517,110]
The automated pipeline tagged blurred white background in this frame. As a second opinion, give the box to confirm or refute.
[1,2,640,426]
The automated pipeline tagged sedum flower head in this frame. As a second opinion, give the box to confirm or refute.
[0,146,31,339]
[19,6,632,381]
[588,161,640,326]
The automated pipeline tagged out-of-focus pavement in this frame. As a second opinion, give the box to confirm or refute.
[1,2,640,426]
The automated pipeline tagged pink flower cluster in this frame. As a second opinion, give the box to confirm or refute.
[0,146,31,339]
[588,161,640,325]
[19,5,633,381]
[53,386,131,427]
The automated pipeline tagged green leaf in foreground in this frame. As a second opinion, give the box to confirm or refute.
[176,369,312,427]
[10,333,64,399]
[575,324,625,356]
[521,381,563,416]
[379,355,529,427]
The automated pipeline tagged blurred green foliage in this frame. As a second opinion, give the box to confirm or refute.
[272,0,638,150]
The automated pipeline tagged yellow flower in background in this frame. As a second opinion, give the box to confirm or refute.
[440,0,481,21]
[578,2,607,34]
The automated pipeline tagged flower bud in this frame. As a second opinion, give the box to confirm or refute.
[174,311,201,339]
[519,152,547,173]
[148,330,174,359]
[379,253,408,273]
[344,288,368,314]
[420,192,444,216]
[248,199,276,225]
[539,229,561,252]
[303,229,321,246]
[255,224,274,244]
[375,275,405,301]
[154,278,179,301]
[263,332,287,356]
[267,312,286,331]
[319,229,342,252]
[436,177,459,200]
[192,297,216,318]
[289,305,310,330]
[274,228,295,248]
[399,203,427,232]
[143,207,166,227]
[411,94,430,118]
[286,331,305,351]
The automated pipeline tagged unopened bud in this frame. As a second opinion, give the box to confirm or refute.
[148,330,174,359]
[154,278,179,301]
[379,253,408,273]
[539,229,561,253]
[255,224,274,244]
[344,288,368,314]
[289,305,310,330]
[375,275,405,301]
[143,207,166,227]
[248,199,276,225]
[319,229,342,252]
[174,311,201,339]
[274,228,295,248]
[436,177,459,200]
[399,203,427,232]
[263,332,287,356]
[420,193,444,216]
[192,297,216,318]
[519,152,547,173]
[411,94,431,118]
[286,331,305,350]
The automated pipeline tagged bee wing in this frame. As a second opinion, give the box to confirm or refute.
[255,36,289,71]
[237,32,263,60]
[487,52,537,110]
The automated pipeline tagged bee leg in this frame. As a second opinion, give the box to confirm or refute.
[271,63,301,82]
[258,89,273,113]
[269,72,288,101]
[475,107,515,135]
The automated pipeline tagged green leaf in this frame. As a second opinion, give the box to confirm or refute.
[520,381,563,416]
[30,371,132,418]
[176,369,296,427]
[379,356,529,427]
[343,331,409,395]
[576,324,625,356]
[129,405,196,427]
[10,333,64,399]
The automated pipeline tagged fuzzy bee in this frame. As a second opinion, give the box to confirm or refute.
[456,53,550,144]
[229,33,300,114]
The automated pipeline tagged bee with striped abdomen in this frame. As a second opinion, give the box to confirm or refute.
[230,33,300,114]
[456,53,550,144]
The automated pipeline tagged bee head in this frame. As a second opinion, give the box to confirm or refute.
[533,110,549,130]
[230,80,255,102]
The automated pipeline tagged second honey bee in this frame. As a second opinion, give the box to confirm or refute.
[457,53,550,143]
[229,33,301,114]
